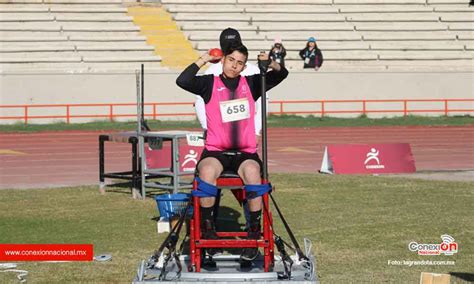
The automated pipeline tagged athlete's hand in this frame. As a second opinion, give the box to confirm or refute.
[195,51,221,67]
[259,52,281,71]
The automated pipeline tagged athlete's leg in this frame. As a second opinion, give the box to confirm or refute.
[238,159,266,261]
[196,157,224,256]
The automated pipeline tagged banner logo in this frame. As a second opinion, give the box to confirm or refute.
[408,234,458,256]
[364,148,385,169]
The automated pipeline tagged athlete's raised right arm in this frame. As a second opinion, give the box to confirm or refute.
[176,53,220,98]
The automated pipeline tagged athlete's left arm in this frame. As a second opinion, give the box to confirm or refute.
[248,64,288,101]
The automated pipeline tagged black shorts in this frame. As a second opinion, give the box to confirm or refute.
[197,149,263,174]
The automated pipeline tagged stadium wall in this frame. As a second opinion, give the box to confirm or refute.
[0,71,472,124]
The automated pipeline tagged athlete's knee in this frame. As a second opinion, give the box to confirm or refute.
[198,165,220,182]
[239,160,261,184]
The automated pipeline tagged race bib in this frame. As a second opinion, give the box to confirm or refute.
[304,57,310,64]
[219,98,250,123]
[186,132,204,147]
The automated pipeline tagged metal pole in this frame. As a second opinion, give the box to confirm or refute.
[141,64,144,122]
[258,55,271,181]
[136,70,141,133]
[136,69,146,199]
[261,72,268,180]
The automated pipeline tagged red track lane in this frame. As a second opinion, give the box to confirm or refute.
[0,126,473,189]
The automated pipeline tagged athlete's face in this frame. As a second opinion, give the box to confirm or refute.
[222,50,247,79]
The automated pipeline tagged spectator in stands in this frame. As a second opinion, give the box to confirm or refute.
[299,37,323,70]
[269,37,287,68]
[176,43,288,262]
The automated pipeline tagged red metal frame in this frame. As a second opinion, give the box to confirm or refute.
[189,177,274,272]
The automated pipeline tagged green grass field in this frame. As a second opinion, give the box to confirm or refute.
[1,115,473,133]
[1,174,472,283]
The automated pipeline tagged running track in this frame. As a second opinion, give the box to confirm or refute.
[0,126,473,189]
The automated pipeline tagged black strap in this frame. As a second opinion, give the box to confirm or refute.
[153,200,192,280]
[275,235,293,279]
[261,194,296,280]
[270,193,309,261]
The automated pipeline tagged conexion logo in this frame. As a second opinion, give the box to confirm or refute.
[408,234,458,256]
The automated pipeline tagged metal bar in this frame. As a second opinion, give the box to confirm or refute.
[99,135,107,185]
[196,239,268,248]
[131,137,138,192]
[1,99,473,123]
[24,106,28,125]
[109,105,113,122]
[171,137,179,194]
[261,72,268,181]
[141,64,145,124]
[444,99,448,116]
[66,105,70,124]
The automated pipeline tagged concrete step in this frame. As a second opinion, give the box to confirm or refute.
[0,42,75,52]
[0,62,166,73]
[369,41,465,50]
[69,34,147,41]
[457,31,474,40]
[188,32,266,41]
[0,31,67,40]
[464,42,474,50]
[188,31,364,41]
[66,31,142,37]
[262,31,363,41]
[362,31,457,41]
[49,6,127,12]
[180,23,258,31]
[0,22,61,31]
[281,58,473,71]
[80,51,161,62]
[244,6,339,13]
[176,13,347,22]
[0,0,42,3]
[346,13,441,22]
[0,5,48,12]
[449,23,474,31]
[75,42,154,51]
[54,14,133,22]
[377,50,472,60]
[440,14,474,22]
[285,50,378,60]
[427,0,467,4]
[0,52,81,63]
[161,0,237,4]
[42,0,123,3]
[258,22,355,31]
[61,22,139,32]
[237,0,333,3]
[196,41,370,51]
[251,14,347,22]
[433,5,474,12]
[167,5,246,13]
[355,22,448,31]
[339,5,434,13]
[334,0,426,3]
[173,13,251,21]
[0,13,55,22]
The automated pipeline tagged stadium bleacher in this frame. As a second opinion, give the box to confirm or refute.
[163,0,473,71]
[0,0,164,72]
[0,0,472,72]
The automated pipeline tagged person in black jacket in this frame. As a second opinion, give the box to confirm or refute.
[269,37,286,68]
[299,37,323,70]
